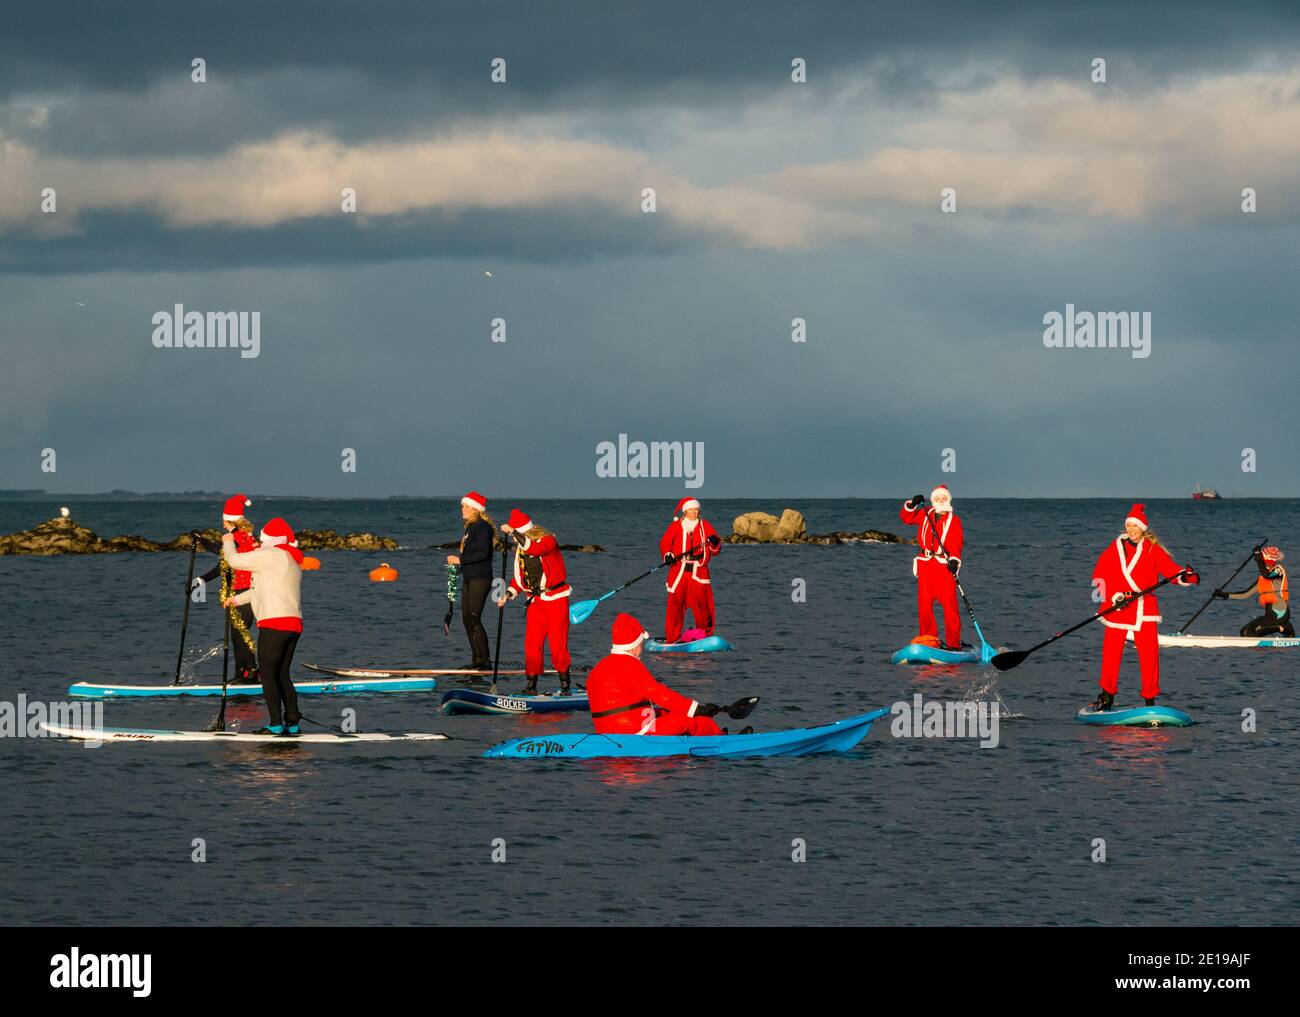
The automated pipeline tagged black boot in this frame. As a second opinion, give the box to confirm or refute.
[524,675,538,696]
[1144,697,1157,706]
[1091,690,1114,711]
[559,670,571,696]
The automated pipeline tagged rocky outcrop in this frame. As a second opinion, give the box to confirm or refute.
[727,508,907,545]
[0,517,398,555]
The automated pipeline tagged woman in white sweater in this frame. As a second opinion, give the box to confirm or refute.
[222,516,305,735]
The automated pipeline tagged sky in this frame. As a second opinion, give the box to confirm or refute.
[2,1,1299,498]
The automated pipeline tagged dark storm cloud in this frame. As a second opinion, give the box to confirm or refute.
[5,1,1300,157]
[0,205,696,275]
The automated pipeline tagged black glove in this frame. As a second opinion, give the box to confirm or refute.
[663,553,677,565]
[1212,589,1229,600]
[946,559,960,575]
[696,702,722,717]
[707,534,721,549]
[906,495,926,510]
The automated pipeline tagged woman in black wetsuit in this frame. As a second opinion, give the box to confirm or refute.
[447,491,495,669]
[1213,545,1292,637]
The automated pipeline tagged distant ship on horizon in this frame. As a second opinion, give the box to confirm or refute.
[1192,482,1223,500]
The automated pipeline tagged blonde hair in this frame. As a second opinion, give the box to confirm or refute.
[1140,529,1165,550]
[525,524,552,540]
[232,517,254,533]
[464,509,496,531]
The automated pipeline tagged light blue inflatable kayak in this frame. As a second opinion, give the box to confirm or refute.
[890,642,989,665]
[1075,704,1195,727]
[69,676,437,698]
[484,708,890,759]
[644,635,734,653]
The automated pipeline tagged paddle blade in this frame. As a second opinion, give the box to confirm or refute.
[724,696,761,719]
[991,650,1029,671]
[568,599,599,625]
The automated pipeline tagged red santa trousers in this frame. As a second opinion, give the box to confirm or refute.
[1100,624,1160,699]
[523,597,571,675]
[916,558,962,647]
[665,580,715,643]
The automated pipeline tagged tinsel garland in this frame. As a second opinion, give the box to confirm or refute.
[220,553,258,653]
[445,562,461,602]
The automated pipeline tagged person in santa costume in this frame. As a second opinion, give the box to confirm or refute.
[495,508,572,695]
[899,485,965,649]
[196,492,259,684]
[587,613,730,736]
[222,516,306,735]
[1090,504,1199,710]
[1212,545,1291,637]
[447,491,495,669]
[658,497,723,643]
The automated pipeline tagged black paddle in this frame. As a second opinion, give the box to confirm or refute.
[992,569,1192,671]
[208,611,232,731]
[569,542,706,625]
[1176,539,1266,634]
[488,543,510,695]
[172,533,200,685]
[717,695,760,720]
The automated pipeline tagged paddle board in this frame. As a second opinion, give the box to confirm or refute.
[1158,633,1299,649]
[644,635,734,653]
[440,688,589,716]
[304,663,552,679]
[1074,705,1195,727]
[39,722,449,743]
[69,676,437,698]
[891,642,988,665]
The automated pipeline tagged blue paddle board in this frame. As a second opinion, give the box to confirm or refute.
[644,635,734,653]
[891,643,985,665]
[1075,704,1194,727]
[439,688,589,716]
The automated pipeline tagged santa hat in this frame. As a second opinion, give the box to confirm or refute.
[674,497,701,519]
[611,612,650,653]
[461,491,487,513]
[1125,503,1149,531]
[223,492,252,521]
[259,516,296,548]
[930,485,952,507]
[506,508,532,532]
[1261,545,1284,565]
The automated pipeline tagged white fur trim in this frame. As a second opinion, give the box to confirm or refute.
[260,530,287,547]
[461,495,485,512]
[687,700,699,718]
[611,630,649,653]
[679,499,700,512]
[1125,516,1148,531]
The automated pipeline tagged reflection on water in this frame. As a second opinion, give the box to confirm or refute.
[1086,726,1180,781]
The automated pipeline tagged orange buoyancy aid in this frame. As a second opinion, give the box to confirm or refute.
[1258,566,1289,605]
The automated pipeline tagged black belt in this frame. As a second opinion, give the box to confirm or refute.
[591,699,652,719]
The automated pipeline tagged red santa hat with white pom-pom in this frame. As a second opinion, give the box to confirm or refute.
[611,612,650,653]
[461,491,487,512]
[1125,503,1149,531]
[673,497,700,520]
[223,492,252,521]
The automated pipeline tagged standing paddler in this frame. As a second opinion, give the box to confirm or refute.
[1213,545,1292,637]
[1090,504,1199,710]
[196,492,260,685]
[446,491,495,669]
[899,485,964,650]
[658,497,722,643]
[221,516,305,735]
[587,613,731,735]
[495,508,572,695]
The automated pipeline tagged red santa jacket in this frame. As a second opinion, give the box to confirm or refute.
[1092,536,1192,631]
[587,651,701,734]
[658,518,721,593]
[508,532,571,602]
[898,502,963,576]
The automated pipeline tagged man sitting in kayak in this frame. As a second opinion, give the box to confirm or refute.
[587,613,729,735]
[1213,545,1292,637]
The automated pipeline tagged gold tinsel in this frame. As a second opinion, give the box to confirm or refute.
[219,551,258,654]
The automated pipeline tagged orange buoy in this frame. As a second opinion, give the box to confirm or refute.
[301,556,322,571]
[369,562,399,582]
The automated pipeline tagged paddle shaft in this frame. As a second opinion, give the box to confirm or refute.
[212,610,231,731]
[570,542,705,623]
[1010,569,1190,662]
[172,536,199,684]
[1177,539,1266,633]
[489,543,509,694]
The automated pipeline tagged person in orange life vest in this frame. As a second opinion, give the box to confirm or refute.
[658,497,722,643]
[1090,504,1199,710]
[898,485,964,649]
[495,508,572,696]
[221,516,306,735]
[587,613,726,736]
[195,492,260,684]
[1213,545,1292,637]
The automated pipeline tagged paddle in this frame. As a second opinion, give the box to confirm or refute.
[992,569,1191,671]
[172,533,200,685]
[923,506,995,662]
[1176,539,1266,634]
[719,695,760,720]
[443,562,460,636]
[208,611,232,732]
[569,542,705,625]
[488,543,510,695]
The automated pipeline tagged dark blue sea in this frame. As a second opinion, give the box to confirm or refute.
[1,497,1296,925]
